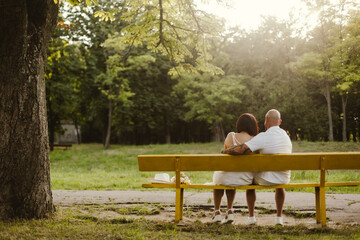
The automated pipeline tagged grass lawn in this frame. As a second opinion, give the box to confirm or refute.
[50,141,360,193]
[1,205,359,240]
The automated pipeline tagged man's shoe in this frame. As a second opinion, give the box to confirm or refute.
[275,216,283,226]
[246,216,256,225]
[212,210,222,223]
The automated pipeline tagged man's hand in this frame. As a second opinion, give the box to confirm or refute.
[221,144,251,155]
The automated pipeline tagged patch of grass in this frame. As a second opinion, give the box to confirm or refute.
[104,205,160,215]
[292,141,360,152]
[283,207,315,219]
[258,206,275,215]
[348,201,360,206]
[50,142,360,193]
[73,215,98,222]
[0,206,359,240]
[108,217,134,224]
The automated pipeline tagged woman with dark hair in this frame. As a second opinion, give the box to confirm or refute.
[212,113,259,224]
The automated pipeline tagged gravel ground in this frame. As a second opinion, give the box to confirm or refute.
[53,190,360,227]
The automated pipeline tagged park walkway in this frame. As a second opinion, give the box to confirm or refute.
[53,190,360,227]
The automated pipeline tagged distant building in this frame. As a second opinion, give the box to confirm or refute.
[54,121,80,144]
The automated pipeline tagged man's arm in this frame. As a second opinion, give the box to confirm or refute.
[221,143,252,155]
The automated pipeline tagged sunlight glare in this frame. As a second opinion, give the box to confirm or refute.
[197,0,307,30]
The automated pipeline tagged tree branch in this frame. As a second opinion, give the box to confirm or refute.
[156,0,163,47]
[183,0,204,33]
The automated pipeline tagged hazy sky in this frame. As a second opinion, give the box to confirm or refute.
[197,0,307,30]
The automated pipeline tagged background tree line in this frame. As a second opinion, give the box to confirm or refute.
[47,0,360,148]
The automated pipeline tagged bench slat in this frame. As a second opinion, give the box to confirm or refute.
[178,154,322,171]
[184,183,321,189]
[138,153,360,171]
[138,155,176,171]
[325,182,360,187]
[142,183,321,189]
[142,182,360,189]
[138,154,322,171]
[323,153,360,169]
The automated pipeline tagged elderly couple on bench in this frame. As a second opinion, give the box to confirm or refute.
[212,109,291,226]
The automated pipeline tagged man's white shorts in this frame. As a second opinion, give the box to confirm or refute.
[253,171,290,186]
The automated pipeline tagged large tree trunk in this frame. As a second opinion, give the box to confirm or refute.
[324,80,334,141]
[341,94,348,142]
[0,0,58,219]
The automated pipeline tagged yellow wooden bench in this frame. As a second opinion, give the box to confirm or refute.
[138,153,360,226]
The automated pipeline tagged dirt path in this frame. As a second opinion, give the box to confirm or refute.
[53,190,360,227]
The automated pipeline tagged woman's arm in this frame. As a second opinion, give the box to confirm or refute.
[223,132,234,150]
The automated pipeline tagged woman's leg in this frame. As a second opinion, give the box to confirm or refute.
[212,189,224,222]
[213,189,224,211]
[225,189,236,211]
[222,189,236,223]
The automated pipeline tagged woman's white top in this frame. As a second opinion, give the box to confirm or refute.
[212,132,254,186]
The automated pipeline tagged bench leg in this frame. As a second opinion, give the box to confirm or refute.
[320,186,327,227]
[175,188,183,222]
[180,188,184,220]
[315,187,321,224]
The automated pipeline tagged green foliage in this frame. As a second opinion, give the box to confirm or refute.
[94,9,117,21]
[45,24,87,143]
[56,0,98,6]
[174,73,244,124]
[332,9,360,94]
[290,52,325,80]
[55,0,129,142]
[111,0,225,75]
[48,0,360,144]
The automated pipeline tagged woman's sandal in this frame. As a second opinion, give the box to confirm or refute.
[222,209,234,224]
[212,210,222,223]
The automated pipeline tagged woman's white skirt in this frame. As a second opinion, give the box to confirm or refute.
[212,171,254,187]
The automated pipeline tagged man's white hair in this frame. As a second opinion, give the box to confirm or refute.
[265,109,281,124]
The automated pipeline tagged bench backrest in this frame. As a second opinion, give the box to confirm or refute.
[138,153,360,172]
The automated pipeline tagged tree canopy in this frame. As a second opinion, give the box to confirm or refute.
[48,0,360,146]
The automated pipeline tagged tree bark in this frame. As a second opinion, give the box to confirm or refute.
[74,120,81,144]
[104,99,113,149]
[164,113,171,144]
[212,120,225,142]
[341,94,347,142]
[357,117,360,142]
[324,80,334,141]
[0,0,58,219]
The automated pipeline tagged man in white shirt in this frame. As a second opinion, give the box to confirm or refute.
[221,109,292,225]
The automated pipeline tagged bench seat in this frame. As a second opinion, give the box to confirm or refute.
[138,153,360,226]
[142,182,321,189]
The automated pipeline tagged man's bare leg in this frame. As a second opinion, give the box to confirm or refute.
[246,189,256,217]
[275,188,285,217]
